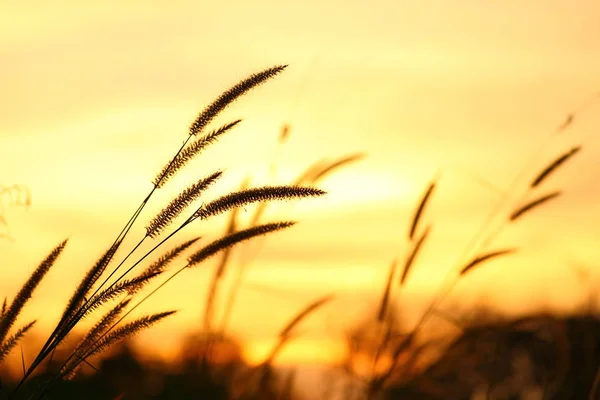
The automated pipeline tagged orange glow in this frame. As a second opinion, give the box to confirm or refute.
[1,0,600,370]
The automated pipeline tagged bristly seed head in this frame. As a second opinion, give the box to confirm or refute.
[509,191,561,221]
[187,221,296,267]
[146,171,223,238]
[189,65,287,136]
[530,146,581,188]
[192,186,325,221]
[153,122,239,188]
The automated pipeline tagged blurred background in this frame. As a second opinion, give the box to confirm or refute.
[1,1,600,397]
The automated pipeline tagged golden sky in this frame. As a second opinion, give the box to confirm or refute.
[1,0,600,366]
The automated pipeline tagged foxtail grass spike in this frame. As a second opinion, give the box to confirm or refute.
[0,239,67,343]
[66,300,132,376]
[294,153,365,185]
[262,295,334,366]
[400,226,431,286]
[460,249,517,276]
[153,122,239,187]
[409,181,436,240]
[0,321,36,363]
[63,311,176,378]
[137,237,200,279]
[531,146,581,188]
[378,259,398,322]
[147,171,223,237]
[81,273,160,321]
[60,241,120,326]
[188,222,296,267]
[510,192,561,221]
[192,186,325,221]
[189,65,287,136]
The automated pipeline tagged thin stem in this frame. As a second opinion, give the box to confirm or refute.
[415,109,576,322]
[46,236,148,357]
[13,199,147,392]
[56,258,190,385]
[91,134,194,296]
[36,225,190,398]
[218,141,286,335]
[14,135,193,394]
[409,94,600,342]
[376,109,584,390]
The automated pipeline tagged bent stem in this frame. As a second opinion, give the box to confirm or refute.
[16,138,193,391]
[375,108,589,390]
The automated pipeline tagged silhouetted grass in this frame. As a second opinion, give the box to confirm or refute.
[0,65,327,399]
[339,100,600,400]
[1,66,599,400]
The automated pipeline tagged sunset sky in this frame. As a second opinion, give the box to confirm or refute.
[1,0,600,366]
